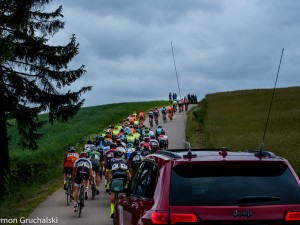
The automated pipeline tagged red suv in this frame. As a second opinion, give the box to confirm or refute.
[112,148,300,224]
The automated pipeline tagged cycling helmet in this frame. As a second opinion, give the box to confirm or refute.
[161,130,165,135]
[79,152,88,158]
[144,137,150,142]
[114,149,125,157]
[150,135,156,139]
[116,138,122,144]
[110,143,117,149]
[69,146,76,152]
[85,147,92,153]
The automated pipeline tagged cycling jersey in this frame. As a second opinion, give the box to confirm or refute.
[129,151,144,171]
[89,150,102,167]
[107,157,129,183]
[149,111,154,118]
[64,152,79,168]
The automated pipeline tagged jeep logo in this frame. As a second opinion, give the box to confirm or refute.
[232,209,253,218]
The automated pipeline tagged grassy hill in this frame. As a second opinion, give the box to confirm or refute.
[187,86,300,175]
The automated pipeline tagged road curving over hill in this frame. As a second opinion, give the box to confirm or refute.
[23,106,194,225]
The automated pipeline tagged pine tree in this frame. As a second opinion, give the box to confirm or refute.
[0,0,92,196]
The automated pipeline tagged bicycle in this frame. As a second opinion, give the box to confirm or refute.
[162,113,167,123]
[149,117,153,127]
[154,115,158,125]
[65,172,73,206]
[91,171,97,200]
[78,177,85,218]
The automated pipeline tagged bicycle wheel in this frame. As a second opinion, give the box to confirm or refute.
[66,183,70,205]
[67,179,73,205]
[78,180,85,217]
[92,184,96,200]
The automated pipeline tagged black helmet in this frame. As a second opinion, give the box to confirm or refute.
[114,149,125,157]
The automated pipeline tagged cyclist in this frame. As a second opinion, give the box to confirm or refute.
[88,146,103,195]
[140,136,152,154]
[128,146,144,175]
[161,106,167,122]
[104,143,117,190]
[72,152,93,212]
[63,147,79,190]
[106,149,131,218]
[148,109,154,127]
[138,111,145,123]
[150,135,159,152]
[178,99,183,113]
[167,105,173,121]
[153,107,160,125]
[155,125,163,139]
[172,99,177,112]
[125,132,135,145]
[133,130,141,147]
[184,96,189,111]
[158,130,169,150]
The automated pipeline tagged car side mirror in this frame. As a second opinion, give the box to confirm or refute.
[110,178,124,192]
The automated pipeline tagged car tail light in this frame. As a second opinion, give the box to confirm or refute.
[285,211,300,221]
[151,212,198,224]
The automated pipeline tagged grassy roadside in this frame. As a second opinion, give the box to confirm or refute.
[1,100,169,223]
[186,87,300,176]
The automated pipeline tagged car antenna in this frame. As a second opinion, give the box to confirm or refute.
[258,48,284,156]
[171,41,189,149]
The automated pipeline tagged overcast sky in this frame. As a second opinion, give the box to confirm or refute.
[48,0,300,107]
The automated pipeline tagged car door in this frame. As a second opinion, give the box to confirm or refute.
[116,160,158,225]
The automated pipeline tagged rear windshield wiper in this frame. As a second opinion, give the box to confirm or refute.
[237,196,281,205]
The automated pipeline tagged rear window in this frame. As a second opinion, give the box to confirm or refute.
[170,162,300,206]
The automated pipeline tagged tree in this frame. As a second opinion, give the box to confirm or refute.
[0,0,92,196]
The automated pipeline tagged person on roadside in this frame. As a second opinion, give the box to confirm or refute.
[63,146,79,190]
[72,152,93,212]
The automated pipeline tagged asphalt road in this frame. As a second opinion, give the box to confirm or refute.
[23,106,193,225]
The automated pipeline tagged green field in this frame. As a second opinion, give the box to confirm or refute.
[187,86,300,175]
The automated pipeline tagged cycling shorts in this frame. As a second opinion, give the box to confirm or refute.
[74,167,90,185]
[92,165,101,173]
[64,167,73,174]
[112,170,128,185]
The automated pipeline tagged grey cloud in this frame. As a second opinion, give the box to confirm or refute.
[48,0,300,106]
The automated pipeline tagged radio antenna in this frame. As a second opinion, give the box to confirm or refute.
[259,48,284,153]
[171,42,189,149]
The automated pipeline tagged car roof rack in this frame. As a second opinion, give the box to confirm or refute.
[243,149,277,158]
[155,150,182,159]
